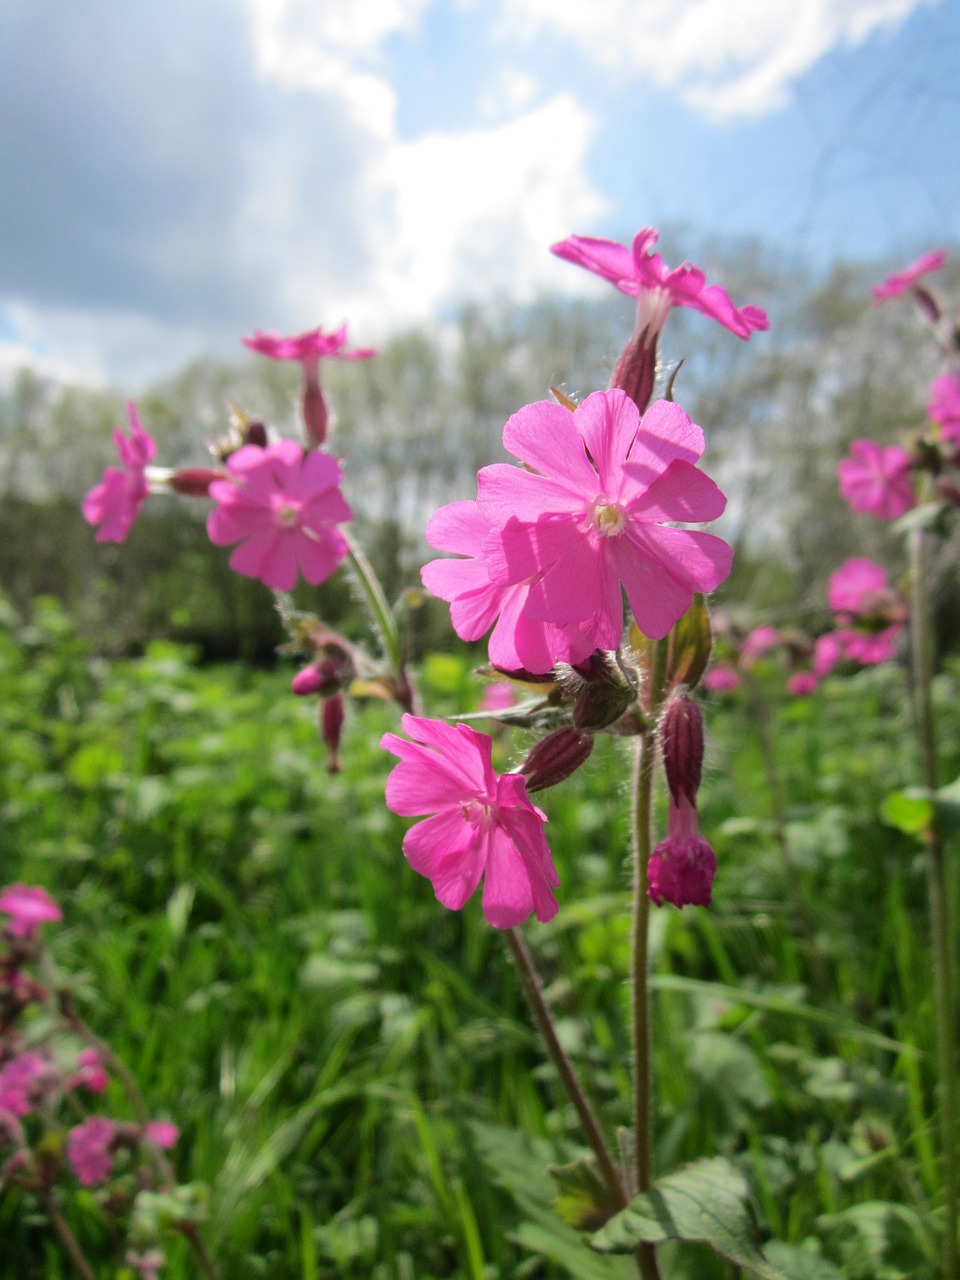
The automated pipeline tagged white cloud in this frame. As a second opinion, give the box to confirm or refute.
[478,66,540,119]
[363,94,609,325]
[497,0,935,119]
[244,0,431,136]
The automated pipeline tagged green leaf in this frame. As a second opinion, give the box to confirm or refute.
[591,1157,788,1279]
[550,1156,624,1231]
[762,1240,844,1279]
[817,1201,935,1278]
[881,788,934,837]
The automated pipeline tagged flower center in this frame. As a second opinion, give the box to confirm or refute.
[592,501,625,537]
[462,798,497,830]
[274,497,301,528]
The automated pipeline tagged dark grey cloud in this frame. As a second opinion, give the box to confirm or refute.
[0,0,379,332]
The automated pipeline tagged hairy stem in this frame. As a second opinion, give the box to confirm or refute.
[505,929,626,1206]
[909,526,958,1279]
[343,532,412,709]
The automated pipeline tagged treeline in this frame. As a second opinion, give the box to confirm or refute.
[1,234,956,659]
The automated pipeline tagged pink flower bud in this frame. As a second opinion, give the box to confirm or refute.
[291,665,324,696]
[168,467,227,497]
[519,728,594,793]
[659,696,704,807]
[322,693,346,773]
[647,795,716,909]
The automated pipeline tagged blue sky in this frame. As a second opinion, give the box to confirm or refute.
[0,0,957,387]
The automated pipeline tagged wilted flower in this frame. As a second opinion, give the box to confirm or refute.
[82,402,156,542]
[207,440,352,591]
[381,715,559,928]
[647,795,717,909]
[838,439,915,520]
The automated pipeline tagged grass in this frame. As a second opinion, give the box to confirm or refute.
[1,595,958,1278]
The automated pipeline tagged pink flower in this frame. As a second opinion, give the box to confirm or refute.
[82,402,156,542]
[0,884,61,938]
[0,1051,52,1117]
[842,625,901,667]
[740,625,781,662]
[813,630,846,678]
[68,1117,116,1186]
[479,682,515,713]
[871,249,946,303]
[929,371,960,444]
[143,1120,179,1148]
[207,440,352,591]
[838,439,915,520]
[787,672,818,697]
[703,664,741,693]
[421,500,594,674]
[243,324,377,445]
[647,795,717,909]
[827,558,891,618]
[381,714,559,929]
[552,228,768,341]
[70,1048,109,1094]
[476,392,732,648]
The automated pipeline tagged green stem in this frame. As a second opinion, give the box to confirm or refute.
[41,1188,97,1280]
[343,532,413,710]
[909,525,958,1280]
[628,641,667,1280]
[505,929,627,1207]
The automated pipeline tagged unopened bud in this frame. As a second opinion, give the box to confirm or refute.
[659,696,704,806]
[169,467,227,497]
[519,728,593,793]
[322,693,346,773]
[243,421,268,448]
[572,655,635,730]
[610,332,657,415]
[292,665,324,696]
[302,370,329,447]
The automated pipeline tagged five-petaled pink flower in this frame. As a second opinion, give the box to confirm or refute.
[647,795,717,909]
[243,323,377,445]
[929,371,960,444]
[838,439,915,520]
[0,884,61,938]
[381,714,559,929]
[475,391,732,650]
[82,402,156,542]
[871,249,946,303]
[421,500,594,674]
[552,228,768,341]
[68,1116,116,1186]
[207,439,352,591]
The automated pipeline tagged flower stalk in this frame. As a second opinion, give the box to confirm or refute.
[908,525,958,1279]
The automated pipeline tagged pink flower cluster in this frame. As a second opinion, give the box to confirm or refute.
[814,558,906,678]
[423,391,732,674]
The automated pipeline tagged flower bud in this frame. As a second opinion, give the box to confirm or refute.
[168,467,227,497]
[519,727,593,793]
[572,653,635,730]
[610,331,657,414]
[321,693,346,773]
[243,420,268,448]
[302,366,329,446]
[659,695,703,806]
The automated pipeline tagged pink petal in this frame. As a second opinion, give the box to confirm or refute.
[626,401,705,488]
[575,389,640,499]
[501,400,599,495]
[625,459,727,523]
[402,810,486,910]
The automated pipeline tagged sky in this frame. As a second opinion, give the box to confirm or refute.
[0,0,958,388]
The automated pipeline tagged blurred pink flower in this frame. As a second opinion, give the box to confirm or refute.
[143,1120,179,1148]
[703,664,741,693]
[243,324,376,445]
[647,795,716,909]
[838,439,915,520]
[929,371,960,444]
[813,630,846,678]
[871,249,946,303]
[70,1048,109,1094]
[207,440,352,591]
[787,672,818,697]
[842,625,901,667]
[381,714,559,929]
[0,1051,52,1117]
[68,1117,116,1187]
[740,625,781,662]
[82,402,156,542]
[0,884,61,938]
[477,392,732,648]
[827,557,890,618]
[479,682,515,713]
[421,500,594,674]
[551,228,768,341]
